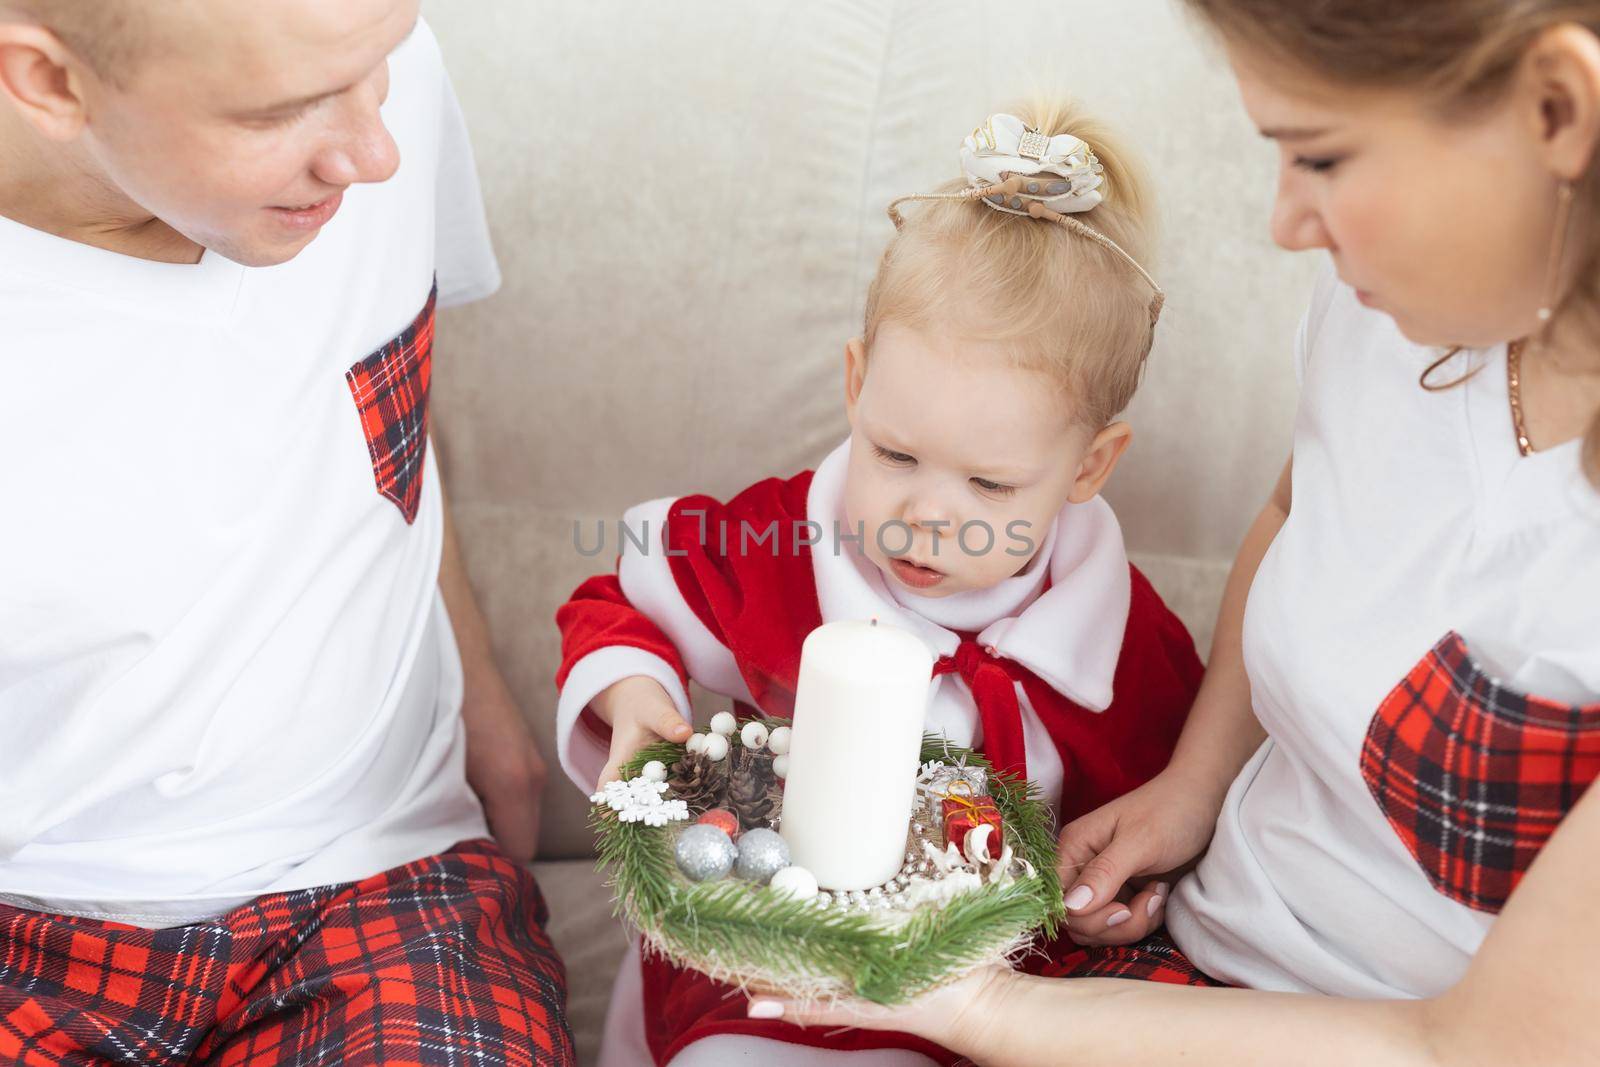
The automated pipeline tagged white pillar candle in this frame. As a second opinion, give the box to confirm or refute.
[779,618,934,891]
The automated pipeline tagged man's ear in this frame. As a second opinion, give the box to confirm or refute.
[1067,422,1132,503]
[0,23,92,141]
[843,337,868,426]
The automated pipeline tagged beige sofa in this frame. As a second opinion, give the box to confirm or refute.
[421,1,1318,1061]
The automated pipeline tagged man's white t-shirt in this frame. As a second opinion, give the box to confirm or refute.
[0,20,496,927]
[1167,264,1600,997]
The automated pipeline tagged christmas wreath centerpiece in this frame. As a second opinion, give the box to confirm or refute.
[591,701,1065,1005]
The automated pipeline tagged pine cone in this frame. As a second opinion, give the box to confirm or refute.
[727,756,778,832]
[668,752,727,815]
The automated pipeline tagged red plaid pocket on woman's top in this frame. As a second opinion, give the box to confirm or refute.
[1361,631,1600,913]
[345,282,438,524]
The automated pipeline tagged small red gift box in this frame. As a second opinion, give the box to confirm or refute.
[941,793,1003,859]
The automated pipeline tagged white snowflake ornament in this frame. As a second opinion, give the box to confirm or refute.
[590,773,690,827]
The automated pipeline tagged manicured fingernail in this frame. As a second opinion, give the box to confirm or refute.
[1154,881,1170,897]
[1105,909,1132,928]
[1147,894,1164,917]
[1065,885,1094,911]
[748,999,784,1019]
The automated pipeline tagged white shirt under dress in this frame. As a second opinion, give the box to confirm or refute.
[0,21,498,928]
[1167,264,1600,998]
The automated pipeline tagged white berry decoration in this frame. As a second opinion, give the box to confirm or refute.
[685,733,707,755]
[767,726,792,755]
[772,754,790,778]
[641,760,668,783]
[710,711,738,736]
[702,733,730,761]
[769,865,819,902]
[740,721,770,750]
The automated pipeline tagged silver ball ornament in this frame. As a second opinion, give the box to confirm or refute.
[675,824,737,882]
[734,827,790,884]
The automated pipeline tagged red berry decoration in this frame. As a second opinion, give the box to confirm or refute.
[696,808,740,840]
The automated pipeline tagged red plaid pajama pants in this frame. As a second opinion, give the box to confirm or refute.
[0,840,574,1066]
[1041,932,1226,986]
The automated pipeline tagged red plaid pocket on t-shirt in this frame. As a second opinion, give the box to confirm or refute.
[345,282,438,524]
[1361,631,1600,913]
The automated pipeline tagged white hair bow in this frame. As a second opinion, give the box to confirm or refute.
[885,113,1165,325]
[960,113,1105,215]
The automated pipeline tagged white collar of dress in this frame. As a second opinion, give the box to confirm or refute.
[806,437,1131,711]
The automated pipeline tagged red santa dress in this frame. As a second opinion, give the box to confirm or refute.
[555,438,1203,1066]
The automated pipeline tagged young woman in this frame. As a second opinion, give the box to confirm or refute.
[752,4,1600,1063]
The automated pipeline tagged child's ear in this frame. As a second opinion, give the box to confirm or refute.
[843,338,868,423]
[1067,422,1133,503]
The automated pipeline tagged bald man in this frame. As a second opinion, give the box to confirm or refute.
[0,2,574,1063]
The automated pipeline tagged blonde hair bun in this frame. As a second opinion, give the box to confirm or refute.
[865,97,1162,428]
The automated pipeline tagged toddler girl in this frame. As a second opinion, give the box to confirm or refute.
[555,99,1203,1067]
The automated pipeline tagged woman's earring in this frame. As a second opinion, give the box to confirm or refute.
[1537,180,1576,324]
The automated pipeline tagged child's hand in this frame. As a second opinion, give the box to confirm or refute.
[1055,768,1225,946]
[590,675,694,788]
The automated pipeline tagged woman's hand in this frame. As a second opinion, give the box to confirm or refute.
[1055,457,1291,944]
[746,965,1013,1053]
[1056,767,1227,945]
[591,675,693,787]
